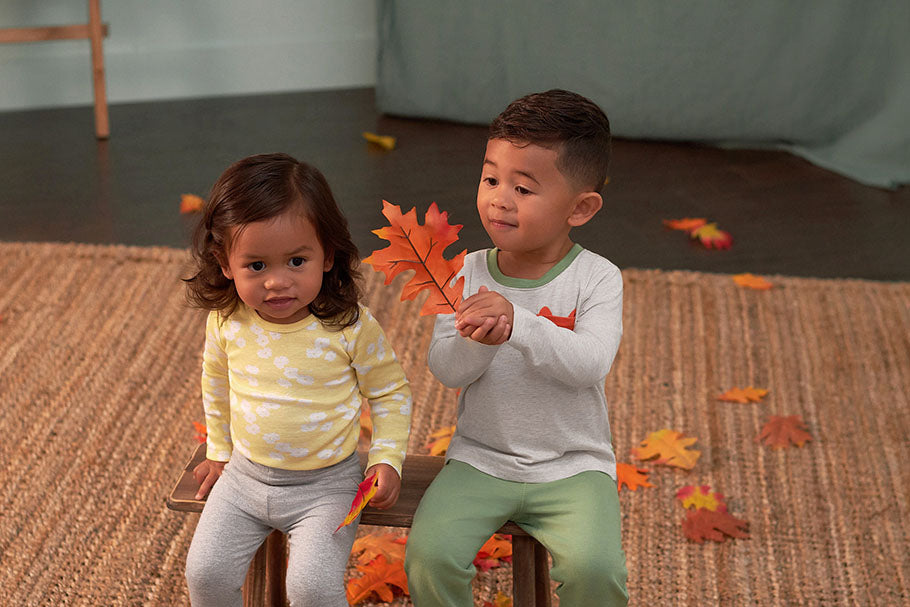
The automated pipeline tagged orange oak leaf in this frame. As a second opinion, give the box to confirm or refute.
[180,193,204,214]
[474,534,513,572]
[538,306,576,330]
[757,415,813,449]
[676,485,727,512]
[616,463,654,492]
[718,386,769,403]
[682,508,749,543]
[426,425,455,456]
[663,217,707,231]
[192,421,207,444]
[362,131,397,151]
[733,273,773,290]
[346,555,409,604]
[351,532,407,566]
[364,201,466,315]
[335,473,378,532]
[690,222,733,249]
[631,429,700,470]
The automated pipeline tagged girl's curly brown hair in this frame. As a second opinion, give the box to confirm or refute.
[184,153,361,329]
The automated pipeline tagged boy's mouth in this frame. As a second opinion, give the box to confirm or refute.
[488,217,516,229]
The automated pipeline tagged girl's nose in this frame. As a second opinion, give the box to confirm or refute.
[263,272,291,290]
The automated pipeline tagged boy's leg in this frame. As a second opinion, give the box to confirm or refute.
[185,461,273,607]
[516,471,628,607]
[405,460,521,607]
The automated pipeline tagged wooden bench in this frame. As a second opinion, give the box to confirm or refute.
[167,443,552,606]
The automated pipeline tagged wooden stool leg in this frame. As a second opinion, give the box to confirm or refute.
[87,0,109,139]
[512,535,552,607]
[243,530,287,607]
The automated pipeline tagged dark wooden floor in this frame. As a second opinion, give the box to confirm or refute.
[1,87,907,280]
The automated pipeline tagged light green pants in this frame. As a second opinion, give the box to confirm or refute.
[404,460,628,607]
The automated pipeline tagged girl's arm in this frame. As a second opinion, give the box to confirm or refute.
[507,268,623,387]
[200,312,233,462]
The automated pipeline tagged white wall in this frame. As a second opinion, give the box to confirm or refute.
[0,0,378,111]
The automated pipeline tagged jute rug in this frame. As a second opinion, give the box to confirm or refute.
[0,242,907,606]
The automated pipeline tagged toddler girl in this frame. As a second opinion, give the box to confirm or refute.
[183,153,412,607]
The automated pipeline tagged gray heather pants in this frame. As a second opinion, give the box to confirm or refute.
[185,451,362,607]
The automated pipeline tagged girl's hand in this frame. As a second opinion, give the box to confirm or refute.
[193,458,226,500]
[364,463,401,510]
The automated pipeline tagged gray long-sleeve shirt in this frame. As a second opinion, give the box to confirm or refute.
[428,244,623,483]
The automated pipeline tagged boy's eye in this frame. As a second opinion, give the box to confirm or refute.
[483,176,498,187]
[289,257,305,268]
[516,186,532,195]
[248,261,265,272]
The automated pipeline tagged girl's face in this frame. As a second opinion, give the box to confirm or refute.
[220,210,332,324]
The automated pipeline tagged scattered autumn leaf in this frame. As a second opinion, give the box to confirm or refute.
[426,425,455,456]
[718,386,769,404]
[733,273,773,290]
[483,591,513,607]
[346,555,409,604]
[616,463,653,492]
[362,131,397,150]
[676,485,726,512]
[682,508,749,543]
[690,222,733,249]
[180,193,204,214]
[351,532,407,566]
[364,201,466,315]
[631,429,701,470]
[192,421,207,443]
[538,306,576,330]
[474,534,512,572]
[335,473,378,532]
[757,415,812,449]
[663,217,707,231]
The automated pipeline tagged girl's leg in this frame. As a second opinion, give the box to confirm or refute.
[405,460,521,607]
[515,471,628,607]
[185,462,272,607]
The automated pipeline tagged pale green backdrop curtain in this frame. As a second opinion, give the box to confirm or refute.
[376,1,909,189]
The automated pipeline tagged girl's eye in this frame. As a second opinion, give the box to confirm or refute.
[289,257,304,268]
[248,261,265,272]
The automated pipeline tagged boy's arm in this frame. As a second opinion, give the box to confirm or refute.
[201,312,233,462]
[351,310,412,477]
[508,268,623,387]
[428,311,501,387]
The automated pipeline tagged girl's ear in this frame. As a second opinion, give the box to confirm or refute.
[568,191,603,227]
[322,248,334,273]
[215,251,233,280]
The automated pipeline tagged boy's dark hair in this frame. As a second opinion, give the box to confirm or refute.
[489,89,611,192]
[184,153,362,329]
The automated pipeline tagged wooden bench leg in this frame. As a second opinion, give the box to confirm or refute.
[87,0,109,139]
[512,535,552,607]
[242,530,287,607]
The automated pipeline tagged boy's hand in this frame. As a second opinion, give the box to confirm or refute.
[364,463,401,509]
[193,458,226,500]
[455,286,513,345]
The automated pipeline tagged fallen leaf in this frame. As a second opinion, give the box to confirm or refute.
[733,273,773,290]
[426,425,455,456]
[676,485,726,511]
[363,201,466,315]
[351,532,407,566]
[616,463,653,492]
[690,222,733,249]
[483,592,513,607]
[718,386,769,404]
[538,306,576,330]
[192,421,207,443]
[682,508,749,543]
[362,131,397,150]
[180,193,204,214]
[335,473,378,532]
[474,534,512,572]
[757,415,812,449]
[663,218,707,231]
[631,429,700,470]
[346,555,409,604]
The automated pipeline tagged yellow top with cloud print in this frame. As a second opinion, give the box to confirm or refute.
[201,303,412,474]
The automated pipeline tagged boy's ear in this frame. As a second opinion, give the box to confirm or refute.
[567,191,603,227]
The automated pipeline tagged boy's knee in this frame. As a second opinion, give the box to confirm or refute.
[554,547,628,601]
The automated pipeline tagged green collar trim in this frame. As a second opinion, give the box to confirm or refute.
[486,244,583,288]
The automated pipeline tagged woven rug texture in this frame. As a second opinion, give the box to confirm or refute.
[0,242,907,606]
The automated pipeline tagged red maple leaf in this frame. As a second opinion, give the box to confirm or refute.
[682,508,750,543]
[363,201,466,315]
[335,473,378,532]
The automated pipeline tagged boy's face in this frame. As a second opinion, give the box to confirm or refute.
[477,138,585,261]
